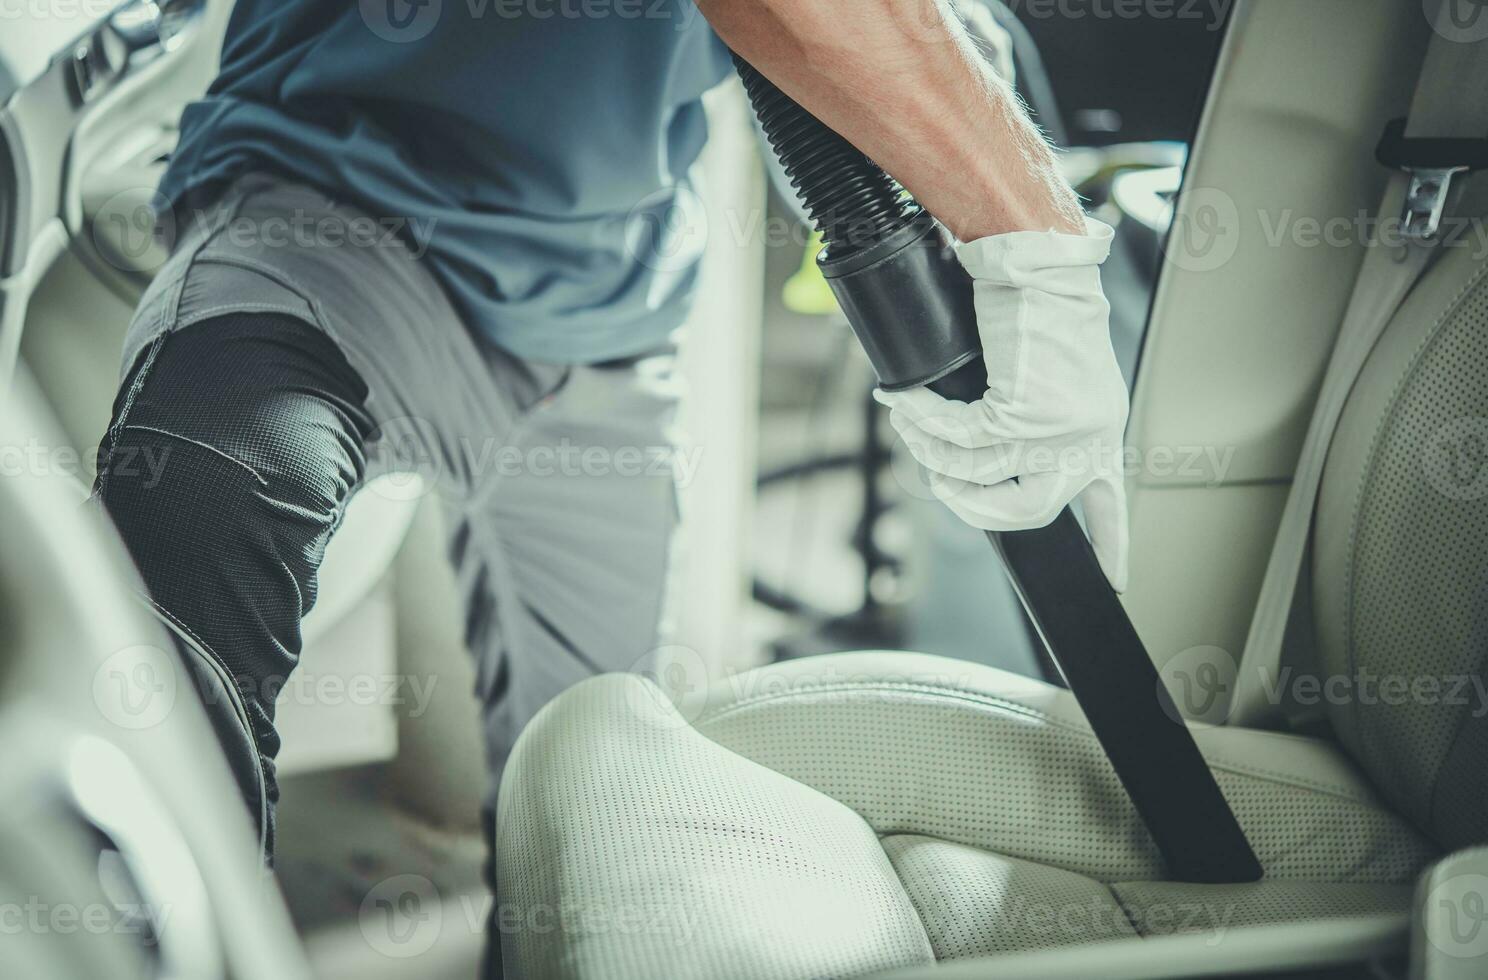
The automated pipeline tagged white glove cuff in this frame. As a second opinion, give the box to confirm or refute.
[955,217,1115,284]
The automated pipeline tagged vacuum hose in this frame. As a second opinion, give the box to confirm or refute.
[735,57,988,404]
[736,60,915,245]
[734,56,1263,885]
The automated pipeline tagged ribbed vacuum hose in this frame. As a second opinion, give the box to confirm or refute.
[733,56,916,253]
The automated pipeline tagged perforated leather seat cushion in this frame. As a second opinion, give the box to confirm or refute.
[496,652,1434,979]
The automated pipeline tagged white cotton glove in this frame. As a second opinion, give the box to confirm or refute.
[874,217,1131,592]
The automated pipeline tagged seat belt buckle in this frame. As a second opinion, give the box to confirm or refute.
[1375,118,1488,240]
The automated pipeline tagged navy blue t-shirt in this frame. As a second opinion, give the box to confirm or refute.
[161,0,732,362]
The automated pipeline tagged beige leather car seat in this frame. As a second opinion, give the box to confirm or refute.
[494,44,1488,980]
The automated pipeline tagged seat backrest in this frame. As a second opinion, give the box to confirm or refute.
[1312,182,1488,851]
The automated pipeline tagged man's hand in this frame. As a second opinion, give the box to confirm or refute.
[698,0,1130,588]
[874,219,1130,591]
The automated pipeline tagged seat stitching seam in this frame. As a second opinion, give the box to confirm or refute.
[699,682,1378,803]
[1206,760,1378,802]
[699,682,1074,731]
[878,828,1146,883]
[1425,646,1488,833]
[1106,882,1144,939]
[882,832,1149,945]
[876,837,937,961]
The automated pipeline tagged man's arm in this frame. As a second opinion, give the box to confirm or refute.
[701,0,1131,592]
[695,0,1084,239]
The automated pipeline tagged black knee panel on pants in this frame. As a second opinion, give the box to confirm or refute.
[95,312,373,855]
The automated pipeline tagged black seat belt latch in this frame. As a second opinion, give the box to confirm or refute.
[1375,118,1488,240]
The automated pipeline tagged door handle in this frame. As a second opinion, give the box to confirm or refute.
[108,0,164,52]
[108,0,207,56]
